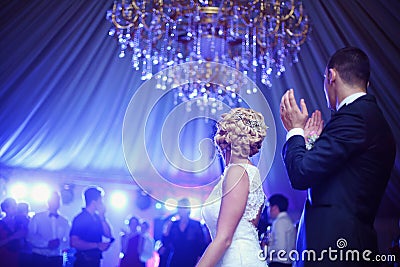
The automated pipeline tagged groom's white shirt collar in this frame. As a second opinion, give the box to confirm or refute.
[336,92,366,111]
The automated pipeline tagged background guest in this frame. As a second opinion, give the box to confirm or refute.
[120,216,142,267]
[162,198,208,267]
[28,191,70,267]
[70,186,113,267]
[16,202,32,267]
[139,220,155,267]
[0,197,27,267]
[266,194,296,267]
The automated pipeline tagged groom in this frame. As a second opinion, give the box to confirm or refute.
[280,47,395,266]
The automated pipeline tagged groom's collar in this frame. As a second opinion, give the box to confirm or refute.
[336,92,366,111]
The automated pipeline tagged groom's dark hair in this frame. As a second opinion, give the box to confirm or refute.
[268,194,289,212]
[327,46,370,88]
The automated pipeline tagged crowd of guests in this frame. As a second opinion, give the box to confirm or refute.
[0,191,70,267]
[120,216,154,267]
[0,189,212,267]
[0,186,155,267]
[2,187,398,267]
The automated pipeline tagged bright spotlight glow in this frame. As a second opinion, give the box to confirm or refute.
[155,202,162,209]
[110,191,127,209]
[165,198,178,211]
[31,184,51,203]
[9,183,28,201]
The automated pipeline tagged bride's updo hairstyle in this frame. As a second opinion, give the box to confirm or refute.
[215,107,267,158]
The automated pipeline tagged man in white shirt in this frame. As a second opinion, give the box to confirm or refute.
[139,220,155,266]
[267,194,296,267]
[28,191,70,267]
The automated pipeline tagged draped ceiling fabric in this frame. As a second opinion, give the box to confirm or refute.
[1,0,399,215]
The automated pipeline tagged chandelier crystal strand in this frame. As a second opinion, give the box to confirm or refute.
[106,0,310,107]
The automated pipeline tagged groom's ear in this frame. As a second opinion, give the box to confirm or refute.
[328,68,336,84]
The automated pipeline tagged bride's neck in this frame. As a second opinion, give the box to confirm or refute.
[225,153,250,165]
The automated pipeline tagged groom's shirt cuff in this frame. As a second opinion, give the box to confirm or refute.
[286,128,304,141]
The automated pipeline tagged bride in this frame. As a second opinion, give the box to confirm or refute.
[197,107,267,267]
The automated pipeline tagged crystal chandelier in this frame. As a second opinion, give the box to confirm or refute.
[154,61,253,113]
[106,0,310,105]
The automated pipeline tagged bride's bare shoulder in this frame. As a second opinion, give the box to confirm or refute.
[223,165,250,187]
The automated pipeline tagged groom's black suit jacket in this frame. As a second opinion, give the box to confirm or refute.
[282,94,396,267]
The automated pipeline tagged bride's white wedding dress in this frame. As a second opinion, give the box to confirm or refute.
[202,163,266,267]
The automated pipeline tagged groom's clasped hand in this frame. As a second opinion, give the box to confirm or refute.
[280,88,324,138]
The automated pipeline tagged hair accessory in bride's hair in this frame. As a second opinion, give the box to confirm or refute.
[233,112,264,129]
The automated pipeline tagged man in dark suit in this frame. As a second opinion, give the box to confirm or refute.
[279,47,396,266]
